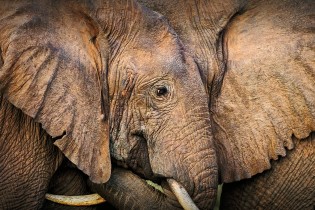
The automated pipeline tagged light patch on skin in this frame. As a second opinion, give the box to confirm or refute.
[146,180,164,193]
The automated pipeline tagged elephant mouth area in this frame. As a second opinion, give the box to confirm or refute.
[117,131,165,183]
[112,133,201,209]
[111,160,179,202]
[108,164,200,210]
[111,130,189,206]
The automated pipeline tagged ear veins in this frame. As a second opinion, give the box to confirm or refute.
[79,11,110,123]
[110,69,138,141]
[91,33,110,123]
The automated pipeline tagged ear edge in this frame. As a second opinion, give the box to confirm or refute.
[0,27,112,184]
[54,131,111,184]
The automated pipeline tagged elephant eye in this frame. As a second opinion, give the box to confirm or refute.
[156,86,168,97]
[149,81,173,103]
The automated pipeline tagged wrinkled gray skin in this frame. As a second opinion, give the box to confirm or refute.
[0,0,217,209]
[0,97,95,210]
[93,0,315,209]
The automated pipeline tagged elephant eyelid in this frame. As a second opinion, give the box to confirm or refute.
[152,83,173,101]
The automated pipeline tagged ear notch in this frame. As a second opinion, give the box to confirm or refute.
[0,8,111,183]
[213,3,315,183]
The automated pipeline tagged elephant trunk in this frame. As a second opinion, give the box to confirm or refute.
[90,168,182,210]
[190,135,218,209]
[147,109,218,210]
[173,134,218,210]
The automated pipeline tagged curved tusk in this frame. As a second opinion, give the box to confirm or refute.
[167,179,199,210]
[45,193,105,206]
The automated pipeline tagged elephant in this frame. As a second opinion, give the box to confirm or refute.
[0,0,219,209]
[89,0,315,209]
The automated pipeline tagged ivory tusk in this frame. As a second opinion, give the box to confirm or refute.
[167,179,199,210]
[45,193,105,206]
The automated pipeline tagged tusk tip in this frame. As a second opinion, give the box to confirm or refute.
[45,193,106,206]
[167,179,199,210]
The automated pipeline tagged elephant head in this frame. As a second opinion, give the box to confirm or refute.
[94,1,219,208]
[96,0,314,209]
[0,0,218,209]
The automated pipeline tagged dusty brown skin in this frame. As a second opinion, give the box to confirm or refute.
[101,0,314,209]
[0,0,217,209]
[0,97,96,210]
[220,134,315,210]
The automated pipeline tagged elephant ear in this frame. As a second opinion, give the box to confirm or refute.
[0,5,111,183]
[213,1,315,183]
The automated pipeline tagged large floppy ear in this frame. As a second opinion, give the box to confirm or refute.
[0,4,111,183]
[213,0,315,183]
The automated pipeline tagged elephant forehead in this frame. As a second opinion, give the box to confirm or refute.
[124,47,187,77]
